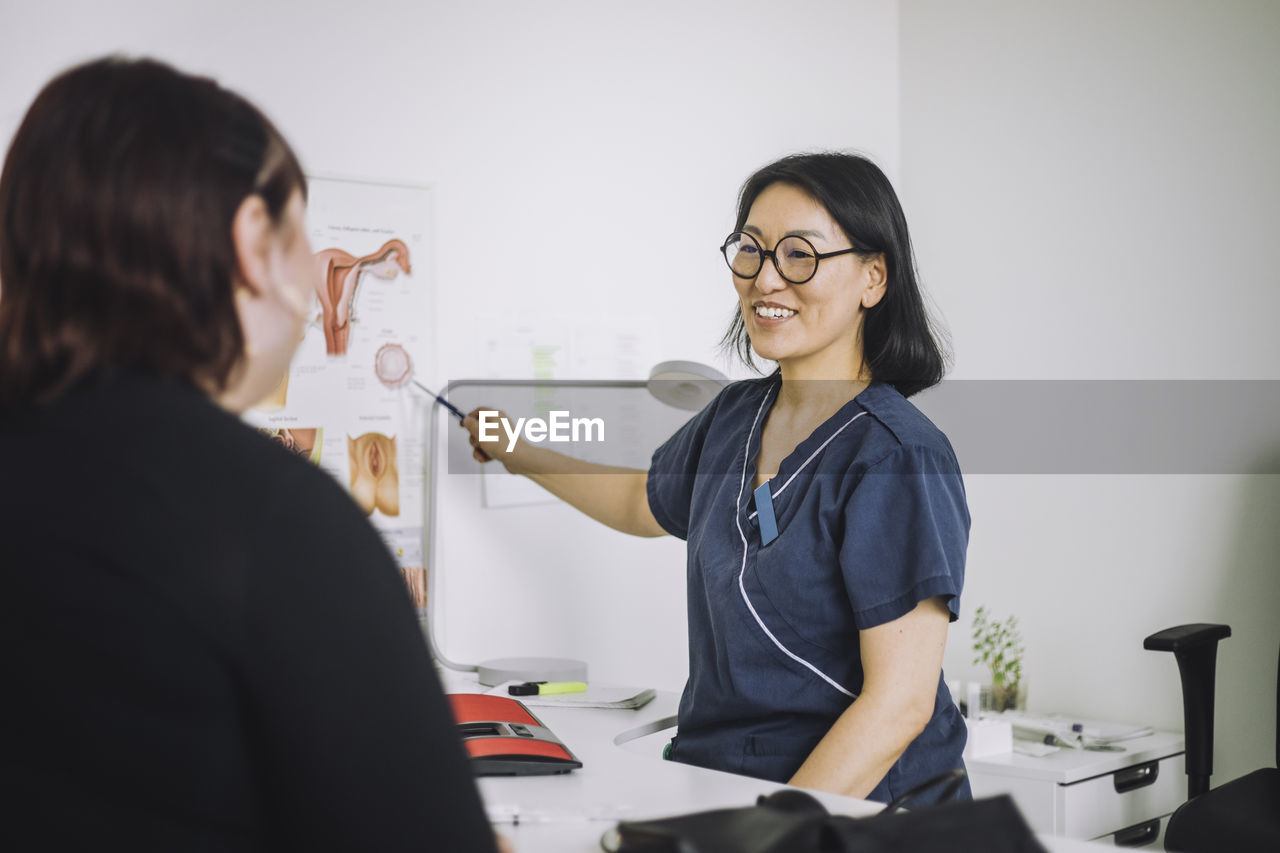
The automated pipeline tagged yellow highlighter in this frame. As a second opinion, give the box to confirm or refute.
[508,681,587,696]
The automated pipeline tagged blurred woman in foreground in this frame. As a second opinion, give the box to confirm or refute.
[0,57,497,852]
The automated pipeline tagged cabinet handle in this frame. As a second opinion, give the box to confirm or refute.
[1113,817,1161,847]
[1114,760,1160,793]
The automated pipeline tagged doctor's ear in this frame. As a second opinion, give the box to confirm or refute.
[231,194,272,297]
[861,254,887,309]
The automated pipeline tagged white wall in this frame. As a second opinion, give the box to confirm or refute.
[901,0,1280,785]
[0,0,901,691]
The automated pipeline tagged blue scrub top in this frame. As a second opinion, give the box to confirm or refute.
[647,377,971,804]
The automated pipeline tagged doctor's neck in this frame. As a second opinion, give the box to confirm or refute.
[775,353,871,415]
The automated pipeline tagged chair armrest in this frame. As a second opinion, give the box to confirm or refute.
[1144,623,1232,799]
[1144,623,1231,653]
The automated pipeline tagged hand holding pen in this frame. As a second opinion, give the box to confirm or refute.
[460,406,540,469]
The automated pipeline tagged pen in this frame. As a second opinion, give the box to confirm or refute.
[508,681,588,696]
[489,812,616,826]
[487,805,628,825]
[412,380,467,422]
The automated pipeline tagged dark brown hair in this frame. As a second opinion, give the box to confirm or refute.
[0,56,307,407]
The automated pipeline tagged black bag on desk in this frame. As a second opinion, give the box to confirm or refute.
[602,770,1047,853]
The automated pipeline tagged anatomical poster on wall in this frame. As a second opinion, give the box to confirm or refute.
[243,176,434,605]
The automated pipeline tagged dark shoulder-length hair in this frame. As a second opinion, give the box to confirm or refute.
[0,56,307,407]
[720,152,949,398]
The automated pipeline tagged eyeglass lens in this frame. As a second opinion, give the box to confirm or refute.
[722,232,820,284]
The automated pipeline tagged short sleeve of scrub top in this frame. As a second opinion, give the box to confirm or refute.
[839,443,969,628]
[644,383,726,540]
[644,378,972,806]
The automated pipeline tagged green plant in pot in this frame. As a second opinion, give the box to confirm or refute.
[972,605,1025,712]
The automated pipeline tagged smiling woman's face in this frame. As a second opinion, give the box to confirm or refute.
[733,182,883,378]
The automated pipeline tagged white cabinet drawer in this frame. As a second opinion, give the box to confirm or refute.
[970,772,1057,833]
[1058,752,1184,838]
[966,730,1186,838]
[1092,815,1168,848]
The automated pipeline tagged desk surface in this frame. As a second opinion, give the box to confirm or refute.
[968,730,1185,784]
[440,671,1118,852]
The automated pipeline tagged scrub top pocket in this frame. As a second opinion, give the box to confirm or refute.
[742,732,825,784]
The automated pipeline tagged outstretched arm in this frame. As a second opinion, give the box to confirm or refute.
[460,409,666,538]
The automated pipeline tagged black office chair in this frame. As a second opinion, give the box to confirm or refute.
[1144,624,1280,851]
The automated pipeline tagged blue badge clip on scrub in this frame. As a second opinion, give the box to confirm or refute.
[753,482,778,546]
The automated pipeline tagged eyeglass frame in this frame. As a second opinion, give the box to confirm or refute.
[719,230,862,285]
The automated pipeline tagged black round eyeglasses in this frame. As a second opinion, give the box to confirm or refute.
[720,231,860,285]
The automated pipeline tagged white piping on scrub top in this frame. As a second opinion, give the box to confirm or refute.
[748,410,869,522]
[733,387,858,699]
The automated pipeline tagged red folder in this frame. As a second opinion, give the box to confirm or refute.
[449,693,582,776]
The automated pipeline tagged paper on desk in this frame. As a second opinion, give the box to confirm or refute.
[1012,740,1060,757]
[486,681,656,710]
[999,711,1153,745]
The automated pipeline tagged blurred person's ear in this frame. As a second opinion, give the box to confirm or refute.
[231,194,272,296]
[221,192,309,413]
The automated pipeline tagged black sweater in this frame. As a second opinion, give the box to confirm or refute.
[0,372,494,852]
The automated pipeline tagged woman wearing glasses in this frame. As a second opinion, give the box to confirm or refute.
[464,152,969,806]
